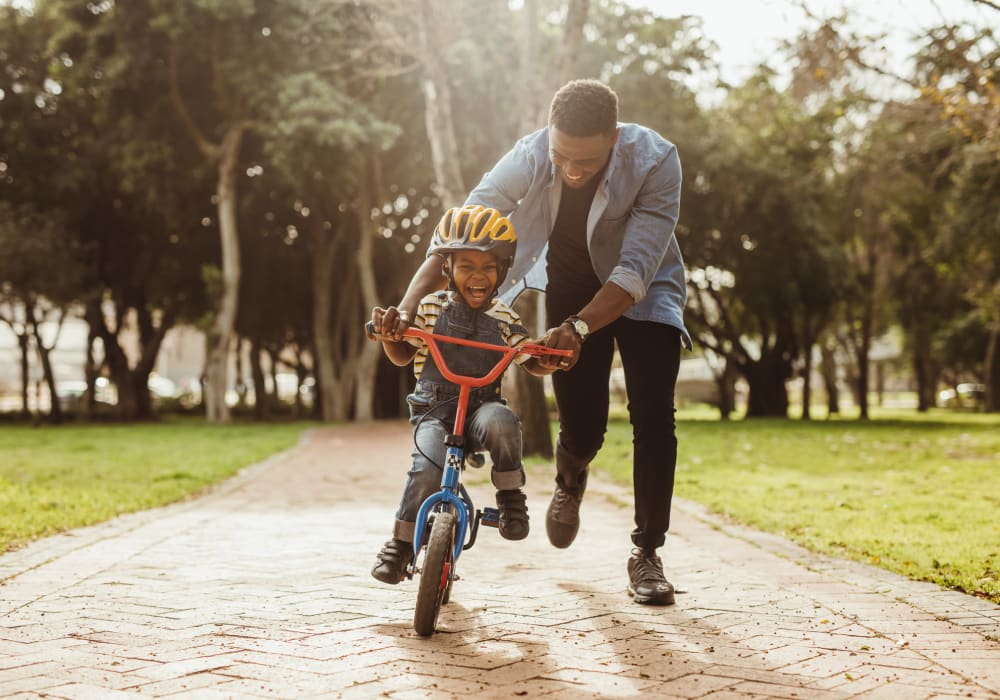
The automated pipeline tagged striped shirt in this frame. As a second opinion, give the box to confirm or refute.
[409,291,530,380]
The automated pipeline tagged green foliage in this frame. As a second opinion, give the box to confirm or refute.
[2,0,998,422]
[594,411,1000,602]
[0,420,309,553]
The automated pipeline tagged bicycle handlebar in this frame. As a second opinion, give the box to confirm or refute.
[365,321,572,389]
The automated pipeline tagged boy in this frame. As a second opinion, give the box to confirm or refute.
[369,205,555,585]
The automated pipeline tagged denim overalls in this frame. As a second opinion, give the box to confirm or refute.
[392,293,525,543]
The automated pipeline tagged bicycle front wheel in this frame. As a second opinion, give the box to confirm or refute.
[413,510,455,636]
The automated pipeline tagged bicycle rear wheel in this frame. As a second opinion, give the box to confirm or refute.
[413,511,455,636]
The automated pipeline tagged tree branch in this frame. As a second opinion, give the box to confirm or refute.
[168,41,221,159]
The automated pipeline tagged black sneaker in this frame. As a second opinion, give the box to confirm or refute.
[496,489,529,540]
[627,548,675,605]
[371,538,412,584]
[545,486,582,548]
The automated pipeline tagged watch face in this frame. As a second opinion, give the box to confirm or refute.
[573,319,588,338]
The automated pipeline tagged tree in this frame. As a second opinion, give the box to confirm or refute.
[684,67,846,417]
[0,204,79,422]
[260,62,401,421]
[915,23,1000,410]
[28,0,218,421]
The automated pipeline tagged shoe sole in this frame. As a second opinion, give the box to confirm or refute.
[371,570,404,585]
[627,584,675,606]
[545,520,578,548]
[499,527,529,541]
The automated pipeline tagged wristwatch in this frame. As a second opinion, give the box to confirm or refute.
[564,315,590,342]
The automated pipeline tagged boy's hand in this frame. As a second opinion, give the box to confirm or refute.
[539,325,581,371]
[371,305,413,341]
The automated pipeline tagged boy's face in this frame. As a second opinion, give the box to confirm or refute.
[449,250,499,308]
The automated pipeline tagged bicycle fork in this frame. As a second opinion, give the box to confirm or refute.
[410,438,502,577]
[413,440,469,569]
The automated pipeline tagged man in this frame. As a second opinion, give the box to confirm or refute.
[378,79,690,605]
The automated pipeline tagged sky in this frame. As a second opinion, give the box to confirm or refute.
[628,0,997,84]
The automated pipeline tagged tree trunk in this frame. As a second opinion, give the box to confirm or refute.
[324,265,364,420]
[715,359,737,420]
[552,0,590,87]
[743,353,790,418]
[820,341,839,416]
[34,335,62,424]
[507,291,553,458]
[313,224,341,421]
[875,361,885,407]
[203,124,246,424]
[856,341,870,419]
[354,153,388,421]
[416,0,465,208]
[296,349,310,419]
[984,323,999,413]
[516,0,545,133]
[854,297,874,419]
[801,344,814,421]
[83,326,98,418]
[234,336,247,409]
[250,336,270,420]
[911,316,937,413]
[85,300,171,422]
[18,331,30,417]
[132,372,152,419]
[28,303,62,424]
[266,346,280,405]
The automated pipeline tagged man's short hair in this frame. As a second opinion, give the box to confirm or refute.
[548,79,619,137]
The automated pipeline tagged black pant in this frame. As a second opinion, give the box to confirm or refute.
[547,291,682,551]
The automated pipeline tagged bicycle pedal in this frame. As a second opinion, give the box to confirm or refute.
[480,507,500,527]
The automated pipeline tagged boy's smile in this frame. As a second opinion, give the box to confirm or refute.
[449,250,500,308]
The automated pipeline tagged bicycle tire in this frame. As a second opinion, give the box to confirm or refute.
[413,510,455,636]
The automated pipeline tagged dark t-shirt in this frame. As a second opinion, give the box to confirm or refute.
[545,168,607,301]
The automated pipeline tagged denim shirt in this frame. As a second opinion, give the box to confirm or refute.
[464,123,692,349]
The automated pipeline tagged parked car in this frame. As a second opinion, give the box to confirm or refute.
[938,383,986,408]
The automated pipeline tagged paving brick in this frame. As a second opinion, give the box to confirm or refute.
[0,423,997,700]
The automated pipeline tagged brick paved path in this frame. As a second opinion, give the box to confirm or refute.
[1,422,998,699]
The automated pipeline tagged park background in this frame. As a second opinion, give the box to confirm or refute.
[1,0,998,601]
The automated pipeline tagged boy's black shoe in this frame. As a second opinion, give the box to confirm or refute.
[496,489,529,540]
[545,486,582,548]
[371,538,412,584]
[627,548,675,605]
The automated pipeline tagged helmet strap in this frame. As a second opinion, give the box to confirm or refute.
[442,255,459,292]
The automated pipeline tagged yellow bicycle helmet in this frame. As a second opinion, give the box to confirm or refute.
[428,205,517,287]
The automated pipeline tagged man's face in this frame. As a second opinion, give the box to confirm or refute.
[449,250,499,308]
[549,126,618,189]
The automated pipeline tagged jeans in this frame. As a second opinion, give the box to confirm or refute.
[393,400,524,542]
[547,290,682,551]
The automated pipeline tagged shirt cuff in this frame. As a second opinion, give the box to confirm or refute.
[607,266,646,303]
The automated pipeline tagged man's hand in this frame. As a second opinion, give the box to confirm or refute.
[371,305,413,341]
[540,322,582,371]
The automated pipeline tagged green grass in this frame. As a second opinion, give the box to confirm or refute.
[0,419,310,554]
[593,408,1000,603]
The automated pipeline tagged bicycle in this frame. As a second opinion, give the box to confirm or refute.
[366,321,572,636]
